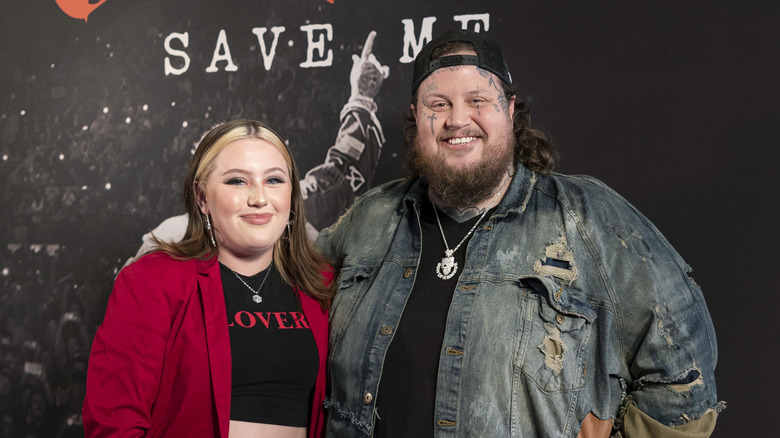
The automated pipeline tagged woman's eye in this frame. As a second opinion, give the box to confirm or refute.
[226,178,246,186]
[267,176,286,185]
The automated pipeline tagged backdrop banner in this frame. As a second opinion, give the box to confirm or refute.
[1,1,778,436]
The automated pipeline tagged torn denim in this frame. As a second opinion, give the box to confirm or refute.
[317,165,723,437]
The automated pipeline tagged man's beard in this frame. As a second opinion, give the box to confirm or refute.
[409,129,515,208]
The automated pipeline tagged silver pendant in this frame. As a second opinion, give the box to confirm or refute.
[252,294,263,303]
[436,250,458,280]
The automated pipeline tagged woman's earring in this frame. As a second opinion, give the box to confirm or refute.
[205,214,217,247]
[284,211,295,241]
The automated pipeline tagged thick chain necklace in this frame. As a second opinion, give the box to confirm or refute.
[430,175,509,280]
[230,262,273,303]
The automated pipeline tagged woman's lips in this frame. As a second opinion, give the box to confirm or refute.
[241,213,272,225]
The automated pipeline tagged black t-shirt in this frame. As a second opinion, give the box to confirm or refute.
[374,199,494,437]
[220,263,318,427]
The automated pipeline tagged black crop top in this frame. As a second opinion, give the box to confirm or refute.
[220,263,318,427]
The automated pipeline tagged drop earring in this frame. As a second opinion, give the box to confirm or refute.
[284,211,294,241]
[205,214,217,247]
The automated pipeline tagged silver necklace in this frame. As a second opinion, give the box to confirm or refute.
[430,175,509,280]
[231,262,273,303]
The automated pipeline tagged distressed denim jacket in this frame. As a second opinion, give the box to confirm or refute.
[316,165,722,437]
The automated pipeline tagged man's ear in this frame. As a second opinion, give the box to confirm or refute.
[507,95,516,119]
[411,103,416,117]
[194,182,208,215]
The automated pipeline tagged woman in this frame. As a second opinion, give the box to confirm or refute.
[83,120,334,438]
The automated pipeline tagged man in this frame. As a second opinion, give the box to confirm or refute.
[316,29,723,437]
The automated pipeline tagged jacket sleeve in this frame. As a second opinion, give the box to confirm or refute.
[612,240,722,437]
[581,184,724,436]
[301,102,385,231]
[82,259,175,437]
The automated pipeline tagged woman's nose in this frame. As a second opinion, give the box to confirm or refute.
[248,184,267,207]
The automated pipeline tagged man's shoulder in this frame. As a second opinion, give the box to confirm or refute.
[360,177,416,200]
[538,172,671,244]
[343,177,416,216]
[316,178,416,256]
[538,172,635,210]
[543,172,616,194]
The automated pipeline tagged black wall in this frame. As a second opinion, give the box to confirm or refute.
[1,1,777,436]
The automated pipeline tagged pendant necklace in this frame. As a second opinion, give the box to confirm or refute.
[431,175,509,280]
[231,262,273,303]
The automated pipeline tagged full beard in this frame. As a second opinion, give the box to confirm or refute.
[410,130,515,208]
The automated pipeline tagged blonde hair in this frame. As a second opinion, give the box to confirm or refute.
[153,119,334,305]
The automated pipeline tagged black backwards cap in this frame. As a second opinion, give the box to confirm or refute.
[411,29,513,94]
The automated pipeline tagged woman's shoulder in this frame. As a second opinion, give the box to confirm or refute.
[120,251,212,282]
[113,252,220,307]
[128,250,186,268]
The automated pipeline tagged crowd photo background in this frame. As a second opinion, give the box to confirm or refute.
[1,1,778,436]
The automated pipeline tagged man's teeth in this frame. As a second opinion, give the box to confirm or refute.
[447,137,476,145]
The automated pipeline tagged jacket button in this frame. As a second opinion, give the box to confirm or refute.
[556,314,565,324]
[363,393,373,403]
[381,326,393,335]
[403,268,413,278]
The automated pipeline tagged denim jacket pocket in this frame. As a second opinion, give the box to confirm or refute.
[518,281,593,392]
[329,262,378,351]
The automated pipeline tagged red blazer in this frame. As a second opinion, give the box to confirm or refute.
[83,252,330,438]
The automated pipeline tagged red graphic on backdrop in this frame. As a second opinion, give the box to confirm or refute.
[55,0,109,22]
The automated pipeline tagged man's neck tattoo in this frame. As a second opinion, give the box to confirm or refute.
[439,205,485,223]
